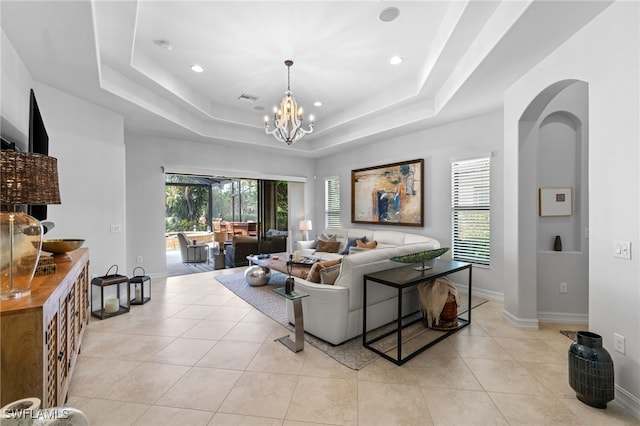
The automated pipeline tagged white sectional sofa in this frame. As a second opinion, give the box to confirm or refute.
[286,227,441,345]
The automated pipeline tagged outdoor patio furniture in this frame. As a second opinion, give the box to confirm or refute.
[177,232,208,263]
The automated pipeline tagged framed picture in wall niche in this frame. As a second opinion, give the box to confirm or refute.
[351,159,424,226]
[539,187,573,216]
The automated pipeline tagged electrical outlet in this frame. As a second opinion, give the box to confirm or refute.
[560,282,568,293]
[110,224,122,233]
[614,333,625,354]
[136,256,143,263]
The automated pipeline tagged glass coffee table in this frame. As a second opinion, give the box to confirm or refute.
[272,287,309,352]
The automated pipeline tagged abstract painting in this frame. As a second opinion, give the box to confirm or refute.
[351,159,424,226]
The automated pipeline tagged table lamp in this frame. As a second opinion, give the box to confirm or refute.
[299,219,312,241]
[1,150,61,299]
[214,231,226,253]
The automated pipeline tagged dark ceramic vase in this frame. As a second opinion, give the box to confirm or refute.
[568,331,615,408]
[553,235,563,251]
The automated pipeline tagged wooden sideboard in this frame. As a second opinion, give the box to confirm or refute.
[1,247,89,408]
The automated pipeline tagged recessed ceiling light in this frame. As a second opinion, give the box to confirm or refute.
[190,64,204,73]
[152,39,172,51]
[390,56,403,65]
[314,101,322,107]
[379,7,400,22]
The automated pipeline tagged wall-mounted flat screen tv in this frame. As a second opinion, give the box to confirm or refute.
[28,89,49,221]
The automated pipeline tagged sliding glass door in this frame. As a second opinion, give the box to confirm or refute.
[165,174,287,234]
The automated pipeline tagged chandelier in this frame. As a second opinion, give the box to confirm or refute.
[264,60,314,145]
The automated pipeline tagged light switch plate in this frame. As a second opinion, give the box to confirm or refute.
[614,333,625,354]
[614,240,631,259]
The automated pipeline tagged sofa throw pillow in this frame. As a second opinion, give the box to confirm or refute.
[306,258,342,283]
[340,236,367,255]
[319,233,337,242]
[356,239,377,249]
[315,240,341,253]
[320,263,341,285]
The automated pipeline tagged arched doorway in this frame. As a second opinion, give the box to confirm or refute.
[516,79,589,325]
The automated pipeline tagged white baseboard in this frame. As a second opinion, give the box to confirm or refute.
[503,309,539,329]
[537,311,588,325]
[452,283,504,302]
[616,385,640,421]
[149,272,168,279]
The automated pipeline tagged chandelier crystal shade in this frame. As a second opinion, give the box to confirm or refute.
[264,60,314,145]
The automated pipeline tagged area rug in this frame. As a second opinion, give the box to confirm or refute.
[215,271,487,370]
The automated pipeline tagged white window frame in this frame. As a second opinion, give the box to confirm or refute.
[451,157,491,266]
[325,176,341,229]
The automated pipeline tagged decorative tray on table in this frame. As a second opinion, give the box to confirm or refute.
[288,257,318,266]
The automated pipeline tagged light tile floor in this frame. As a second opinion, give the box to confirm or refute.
[68,269,639,425]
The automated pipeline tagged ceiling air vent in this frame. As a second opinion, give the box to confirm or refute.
[238,93,259,103]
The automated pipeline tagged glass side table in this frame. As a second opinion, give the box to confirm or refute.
[272,287,309,352]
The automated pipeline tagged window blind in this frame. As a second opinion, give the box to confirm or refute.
[325,177,341,229]
[451,157,490,265]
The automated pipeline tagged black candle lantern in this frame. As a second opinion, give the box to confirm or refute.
[129,267,151,305]
[91,265,130,320]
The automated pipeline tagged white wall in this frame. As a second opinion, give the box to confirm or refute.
[35,84,126,278]
[1,31,126,279]
[504,1,639,414]
[314,110,505,299]
[1,30,32,148]
[124,134,316,276]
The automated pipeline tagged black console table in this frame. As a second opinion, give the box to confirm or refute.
[363,259,472,365]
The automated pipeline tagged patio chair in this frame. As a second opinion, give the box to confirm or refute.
[177,232,208,263]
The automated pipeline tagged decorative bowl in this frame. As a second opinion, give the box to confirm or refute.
[42,239,85,254]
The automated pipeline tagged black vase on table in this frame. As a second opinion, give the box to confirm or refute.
[568,331,614,408]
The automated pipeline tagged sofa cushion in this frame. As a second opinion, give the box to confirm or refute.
[232,235,257,246]
[340,236,367,255]
[371,230,407,246]
[348,246,370,254]
[306,258,342,283]
[320,263,342,285]
[259,237,287,254]
[297,240,317,250]
[316,239,341,253]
